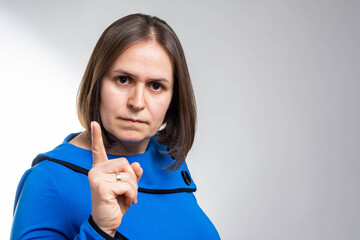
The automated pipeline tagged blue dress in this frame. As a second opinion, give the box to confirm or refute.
[11,133,220,239]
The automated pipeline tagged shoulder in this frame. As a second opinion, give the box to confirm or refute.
[12,161,91,239]
[15,161,81,205]
[15,135,93,213]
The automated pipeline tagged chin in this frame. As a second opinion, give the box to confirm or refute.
[116,131,150,144]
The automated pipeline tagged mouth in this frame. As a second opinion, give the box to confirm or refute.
[119,117,146,124]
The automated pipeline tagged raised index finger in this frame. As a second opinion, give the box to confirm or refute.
[91,121,108,165]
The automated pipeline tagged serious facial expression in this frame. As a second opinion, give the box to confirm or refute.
[100,40,174,148]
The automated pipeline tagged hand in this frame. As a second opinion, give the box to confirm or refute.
[88,121,143,237]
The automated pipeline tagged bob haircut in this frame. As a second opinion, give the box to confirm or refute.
[77,13,196,171]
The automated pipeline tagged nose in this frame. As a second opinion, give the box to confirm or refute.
[128,85,145,111]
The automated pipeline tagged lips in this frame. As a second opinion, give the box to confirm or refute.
[119,117,146,124]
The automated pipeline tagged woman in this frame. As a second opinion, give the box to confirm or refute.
[11,13,220,239]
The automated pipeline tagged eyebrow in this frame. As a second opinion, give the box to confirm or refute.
[112,69,171,83]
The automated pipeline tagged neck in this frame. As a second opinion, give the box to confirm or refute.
[106,137,150,156]
[69,131,150,156]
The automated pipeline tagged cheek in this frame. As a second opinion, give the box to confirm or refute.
[150,97,172,125]
[100,88,122,120]
[101,82,124,109]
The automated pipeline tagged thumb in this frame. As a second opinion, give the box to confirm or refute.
[91,121,108,165]
[131,162,143,182]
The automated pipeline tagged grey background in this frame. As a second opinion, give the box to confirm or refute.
[1,0,359,239]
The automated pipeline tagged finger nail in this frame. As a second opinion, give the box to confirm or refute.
[90,122,94,143]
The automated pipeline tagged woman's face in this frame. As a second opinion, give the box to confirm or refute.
[100,41,174,149]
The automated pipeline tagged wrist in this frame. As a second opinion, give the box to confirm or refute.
[88,215,121,239]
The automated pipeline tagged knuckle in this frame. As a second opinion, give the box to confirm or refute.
[88,170,103,185]
[122,171,136,183]
[120,157,129,164]
[131,173,138,183]
[114,157,130,170]
[89,176,100,186]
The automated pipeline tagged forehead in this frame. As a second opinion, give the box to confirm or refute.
[108,41,173,81]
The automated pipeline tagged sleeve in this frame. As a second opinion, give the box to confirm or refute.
[75,216,128,240]
[10,166,128,240]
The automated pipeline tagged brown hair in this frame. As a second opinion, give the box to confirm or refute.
[77,13,196,171]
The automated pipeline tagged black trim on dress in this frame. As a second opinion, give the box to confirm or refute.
[32,155,197,194]
[89,215,128,240]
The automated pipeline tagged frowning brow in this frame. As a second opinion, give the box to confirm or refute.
[111,69,171,83]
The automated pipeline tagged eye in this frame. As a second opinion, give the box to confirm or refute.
[150,82,164,92]
[116,76,130,85]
